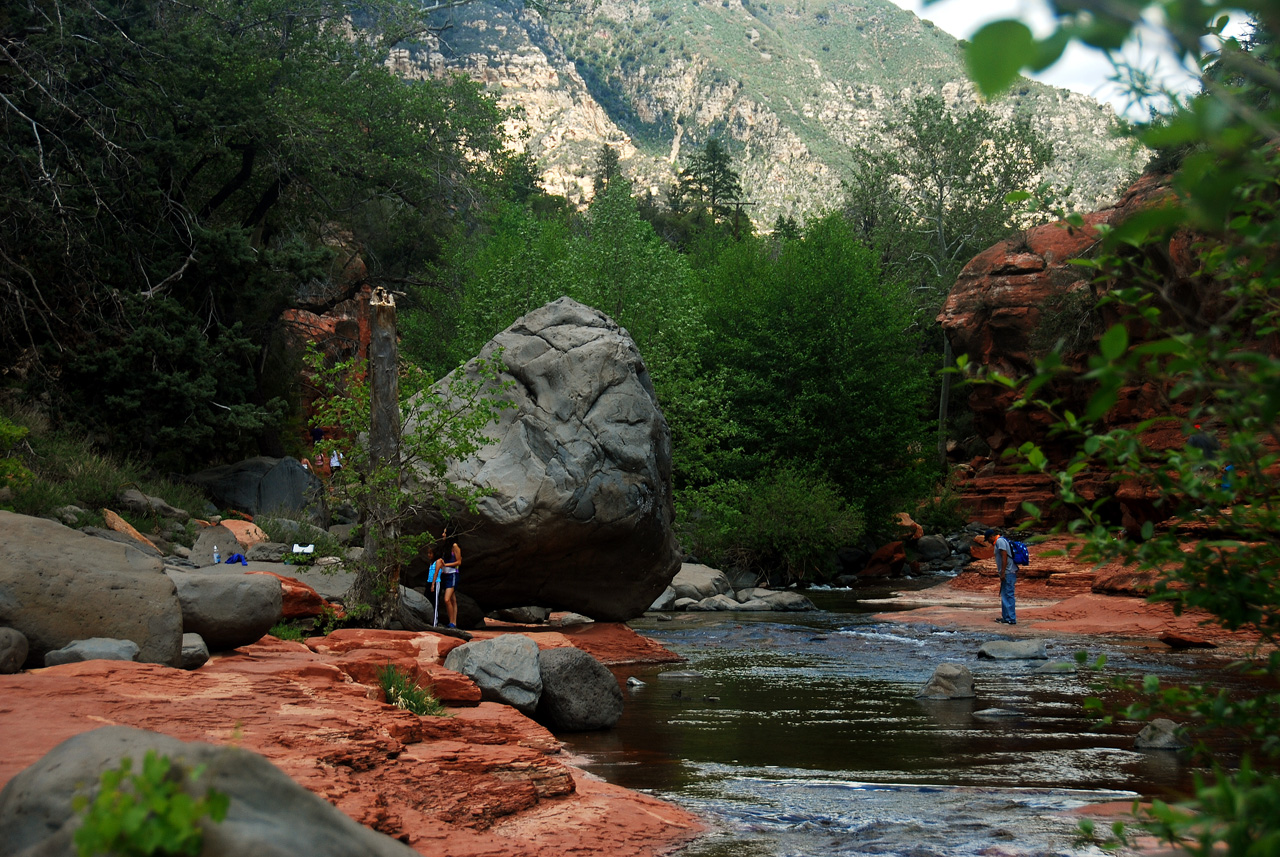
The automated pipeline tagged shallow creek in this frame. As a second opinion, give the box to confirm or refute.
[558,588,1241,857]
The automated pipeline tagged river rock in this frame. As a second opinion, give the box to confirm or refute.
[734,599,773,611]
[0,511,183,669]
[1032,661,1078,674]
[116,488,189,522]
[79,524,162,557]
[493,606,551,624]
[181,633,210,670]
[404,298,681,622]
[673,597,699,610]
[192,523,239,567]
[0,628,28,674]
[672,564,733,601]
[689,594,740,612]
[917,534,951,561]
[44,637,140,666]
[916,663,976,699]
[978,639,1049,660]
[443,634,542,715]
[0,726,420,857]
[649,587,677,611]
[759,591,816,611]
[536,647,624,731]
[1134,718,1187,750]
[247,541,289,562]
[398,584,444,630]
[187,456,323,521]
[165,570,282,650]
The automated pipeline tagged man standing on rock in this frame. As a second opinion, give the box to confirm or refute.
[988,529,1016,625]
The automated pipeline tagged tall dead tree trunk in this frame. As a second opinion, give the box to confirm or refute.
[351,286,402,627]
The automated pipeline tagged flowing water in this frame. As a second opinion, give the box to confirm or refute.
[559,587,1242,857]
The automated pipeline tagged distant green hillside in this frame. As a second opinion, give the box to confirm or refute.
[411,0,1145,223]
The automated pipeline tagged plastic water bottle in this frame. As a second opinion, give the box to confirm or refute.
[212,545,220,564]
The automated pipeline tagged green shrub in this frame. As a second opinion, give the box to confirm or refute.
[1,405,208,527]
[677,467,864,585]
[377,663,448,717]
[73,751,229,857]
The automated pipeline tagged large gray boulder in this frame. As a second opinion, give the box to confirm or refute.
[0,511,183,669]
[443,634,542,715]
[536,647,623,732]
[0,726,419,857]
[165,571,282,651]
[187,456,322,520]
[405,298,681,622]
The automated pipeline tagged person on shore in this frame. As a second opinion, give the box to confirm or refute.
[441,529,462,629]
[424,545,444,626]
[329,449,344,476]
[988,528,1016,625]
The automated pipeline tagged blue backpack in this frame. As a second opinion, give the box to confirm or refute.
[1009,540,1030,566]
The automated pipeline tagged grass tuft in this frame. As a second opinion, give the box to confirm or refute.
[377,663,449,717]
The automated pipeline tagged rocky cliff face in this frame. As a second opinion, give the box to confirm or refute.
[388,0,1144,226]
[936,173,1213,530]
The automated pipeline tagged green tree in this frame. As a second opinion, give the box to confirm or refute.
[678,138,744,223]
[844,94,1053,303]
[696,213,935,531]
[963,3,1280,854]
[592,143,624,196]
[1,0,505,467]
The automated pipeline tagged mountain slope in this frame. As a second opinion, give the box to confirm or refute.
[401,0,1145,225]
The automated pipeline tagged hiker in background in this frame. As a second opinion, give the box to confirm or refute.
[441,529,462,629]
[329,449,344,476]
[988,529,1016,625]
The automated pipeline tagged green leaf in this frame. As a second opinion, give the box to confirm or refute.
[1099,325,1129,361]
[965,21,1035,95]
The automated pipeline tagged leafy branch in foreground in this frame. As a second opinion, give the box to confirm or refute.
[73,751,229,857]
[959,3,1280,855]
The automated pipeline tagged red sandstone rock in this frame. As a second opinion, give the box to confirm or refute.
[223,519,269,550]
[0,630,701,857]
[1160,631,1217,649]
[101,508,159,552]
[894,512,924,541]
[250,571,327,618]
[862,541,906,577]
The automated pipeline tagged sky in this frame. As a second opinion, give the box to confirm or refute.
[886,0,1213,117]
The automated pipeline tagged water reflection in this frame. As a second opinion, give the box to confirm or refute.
[558,590,1251,855]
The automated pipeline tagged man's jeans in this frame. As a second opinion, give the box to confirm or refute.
[999,569,1017,623]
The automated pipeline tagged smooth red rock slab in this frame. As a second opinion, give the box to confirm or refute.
[306,628,465,663]
[250,570,327,618]
[0,643,702,857]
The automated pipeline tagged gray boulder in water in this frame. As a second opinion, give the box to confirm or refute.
[0,726,419,857]
[405,298,681,622]
[536,647,623,731]
[916,663,976,699]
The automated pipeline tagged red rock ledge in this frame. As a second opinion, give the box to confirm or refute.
[0,625,702,857]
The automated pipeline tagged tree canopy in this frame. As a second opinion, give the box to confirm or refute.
[1,0,506,467]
